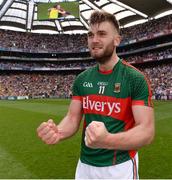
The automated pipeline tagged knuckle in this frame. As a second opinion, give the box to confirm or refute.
[50,134,59,144]
[41,136,47,142]
[37,132,42,138]
[91,137,96,142]
[41,122,47,127]
[46,133,53,139]
[54,136,59,144]
[48,119,53,123]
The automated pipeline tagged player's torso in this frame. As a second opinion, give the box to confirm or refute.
[77,60,136,167]
[78,61,133,126]
[49,9,58,18]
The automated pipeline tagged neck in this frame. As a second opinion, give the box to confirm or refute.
[98,54,119,72]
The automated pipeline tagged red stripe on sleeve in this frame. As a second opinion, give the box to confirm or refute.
[144,76,154,107]
[132,100,145,106]
[72,96,82,101]
[122,60,153,107]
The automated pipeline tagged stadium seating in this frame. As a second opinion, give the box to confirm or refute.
[0,15,172,100]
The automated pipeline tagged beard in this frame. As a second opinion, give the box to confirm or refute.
[89,41,115,64]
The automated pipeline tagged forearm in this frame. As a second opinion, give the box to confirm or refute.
[57,114,82,141]
[105,125,155,150]
[85,106,155,150]
[54,99,83,142]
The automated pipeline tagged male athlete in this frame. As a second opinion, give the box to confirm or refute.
[37,10,155,179]
[48,4,70,19]
[48,4,59,19]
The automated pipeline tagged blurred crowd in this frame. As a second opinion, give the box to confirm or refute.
[0,15,172,53]
[0,46,171,70]
[0,73,75,98]
[0,61,94,69]
[0,30,87,53]
[0,14,172,100]
[126,47,172,63]
[0,63,171,100]
[120,14,172,43]
[140,64,172,100]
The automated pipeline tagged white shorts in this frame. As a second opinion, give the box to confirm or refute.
[75,153,139,179]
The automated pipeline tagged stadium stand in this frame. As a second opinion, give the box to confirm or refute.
[0,30,87,53]
[0,15,172,100]
[120,14,172,44]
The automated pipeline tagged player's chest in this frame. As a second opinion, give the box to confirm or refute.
[81,77,129,98]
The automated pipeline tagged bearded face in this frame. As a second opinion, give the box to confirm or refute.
[87,22,120,64]
[89,38,115,64]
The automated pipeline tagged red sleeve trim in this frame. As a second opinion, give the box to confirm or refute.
[122,60,153,107]
[132,100,145,106]
[72,96,82,101]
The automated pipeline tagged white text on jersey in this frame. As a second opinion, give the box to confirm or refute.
[83,96,121,116]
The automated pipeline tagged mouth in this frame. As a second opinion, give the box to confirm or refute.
[92,47,102,51]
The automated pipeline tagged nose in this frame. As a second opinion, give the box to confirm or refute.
[89,34,100,43]
[91,34,100,43]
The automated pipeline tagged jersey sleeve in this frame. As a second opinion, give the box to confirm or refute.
[72,75,82,101]
[131,73,153,107]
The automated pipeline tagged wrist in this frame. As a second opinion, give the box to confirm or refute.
[104,133,115,149]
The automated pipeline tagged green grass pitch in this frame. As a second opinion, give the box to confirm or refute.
[0,99,171,178]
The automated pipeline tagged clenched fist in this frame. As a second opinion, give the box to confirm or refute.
[85,121,109,149]
[37,119,60,145]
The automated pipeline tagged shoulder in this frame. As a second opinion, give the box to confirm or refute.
[121,60,146,81]
[121,60,152,102]
[75,66,97,82]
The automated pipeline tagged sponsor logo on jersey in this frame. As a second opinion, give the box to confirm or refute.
[81,95,133,122]
[83,95,121,116]
[114,83,121,93]
[83,82,93,88]
[97,81,108,86]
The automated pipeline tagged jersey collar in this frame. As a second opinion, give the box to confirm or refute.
[98,58,121,75]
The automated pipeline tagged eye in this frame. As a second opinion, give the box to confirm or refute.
[87,32,94,38]
[98,31,106,37]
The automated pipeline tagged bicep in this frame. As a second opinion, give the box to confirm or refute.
[132,105,155,138]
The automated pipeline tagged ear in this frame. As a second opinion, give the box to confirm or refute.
[114,35,121,47]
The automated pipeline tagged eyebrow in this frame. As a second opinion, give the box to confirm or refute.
[87,30,107,35]
[97,30,107,34]
[87,31,92,35]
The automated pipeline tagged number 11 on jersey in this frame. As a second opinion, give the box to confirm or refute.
[99,86,105,94]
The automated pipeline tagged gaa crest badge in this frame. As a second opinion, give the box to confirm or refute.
[114,83,121,93]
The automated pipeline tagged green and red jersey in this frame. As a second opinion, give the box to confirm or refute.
[72,59,153,167]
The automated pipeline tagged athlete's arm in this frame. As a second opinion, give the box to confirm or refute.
[85,105,155,150]
[37,99,83,144]
[58,99,83,140]
[107,105,154,150]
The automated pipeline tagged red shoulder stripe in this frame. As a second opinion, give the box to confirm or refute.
[132,100,145,106]
[72,96,82,101]
[122,60,153,107]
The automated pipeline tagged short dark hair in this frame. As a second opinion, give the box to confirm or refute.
[54,3,59,8]
[89,10,120,34]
